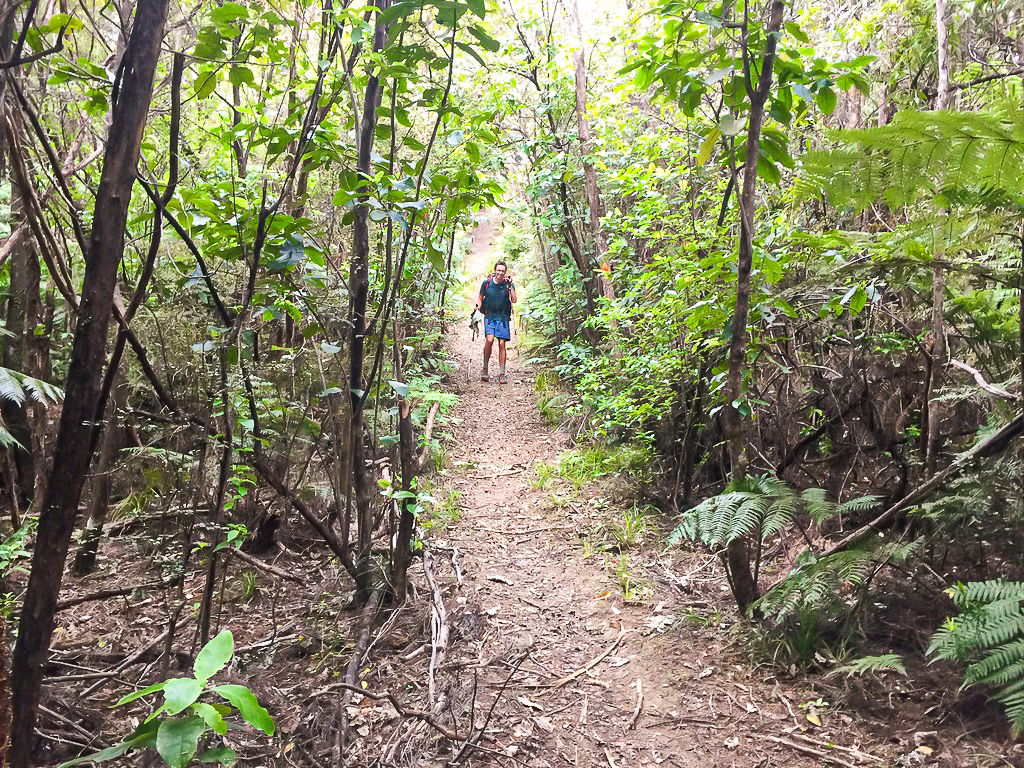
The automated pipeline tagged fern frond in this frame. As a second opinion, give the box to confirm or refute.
[930,580,1024,735]
[829,654,908,678]
[0,368,26,407]
[949,579,1024,606]
[801,109,1024,212]
[20,375,63,405]
[0,425,24,451]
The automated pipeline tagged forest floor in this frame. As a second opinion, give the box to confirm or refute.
[33,214,1022,768]
[425,210,1022,768]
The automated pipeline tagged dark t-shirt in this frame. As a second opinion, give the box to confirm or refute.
[479,278,512,318]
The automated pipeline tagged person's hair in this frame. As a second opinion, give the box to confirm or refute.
[493,259,507,272]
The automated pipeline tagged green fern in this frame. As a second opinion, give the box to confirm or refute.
[670,474,876,548]
[0,366,63,407]
[800,108,1024,212]
[929,580,1024,735]
[829,653,908,678]
[756,539,921,622]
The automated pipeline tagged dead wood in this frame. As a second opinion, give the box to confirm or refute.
[423,549,449,707]
[417,401,441,470]
[754,734,863,768]
[629,678,643,729]
[55,579,177,611]
[552,626,629,688]
[227,548,305,584]
[820,412,1023,558]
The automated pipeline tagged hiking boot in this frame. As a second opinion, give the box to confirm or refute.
[481,371,489,382]
[498,373,508,384]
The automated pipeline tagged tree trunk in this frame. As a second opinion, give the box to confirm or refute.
[722,0,785,615]
[348,0,386,603]
[9,2,168,762]
[1,134,40,506]
[925,0,950,477]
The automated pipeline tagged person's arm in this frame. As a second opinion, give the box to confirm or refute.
[475,280,486,311]
[508,278,517,305]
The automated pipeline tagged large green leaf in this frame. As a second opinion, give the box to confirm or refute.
[156,716,206,768]
[199,747,237,765]
[162,678,204,715]
[194,630,233,684]
[213,684,275,735]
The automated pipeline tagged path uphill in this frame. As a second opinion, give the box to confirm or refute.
[432,213,830,768]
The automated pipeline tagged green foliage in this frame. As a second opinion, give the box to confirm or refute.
[670,474,876,550]
[829,653,908,678]
[929,580,1024,735]
[755,539,921,623]
[802,109,1024,211]
[59,630,274,768]
[556,443,653,491]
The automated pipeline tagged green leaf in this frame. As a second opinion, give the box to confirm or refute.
[114,680,167,707]
[228,66,255,88]
[697,126,720,166]
[156,716,206,768]
[784,21,809,43]
[58,720,158,767]
[199,747,237,765]
[815,86,837,115]
[194,630,233,684]
[192,701,228,736]
[467,24,500,52]
[162,678,204,715]
[389,380,410,397]
[195,69,218,100]
[465,0,485,17]
[719,114,744,137]
[213,685,275,735]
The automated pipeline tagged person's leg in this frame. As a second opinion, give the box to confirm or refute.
[482,334,493,380]
[498,339,507,369]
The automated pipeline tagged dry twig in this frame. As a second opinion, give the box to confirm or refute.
[629,678,644,729]
[552,626,629,688]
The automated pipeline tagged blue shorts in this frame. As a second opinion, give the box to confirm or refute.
[484,315,510,341]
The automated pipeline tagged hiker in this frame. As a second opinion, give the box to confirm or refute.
[475,259,517,383]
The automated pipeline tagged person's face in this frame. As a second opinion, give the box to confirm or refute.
[493,265,507,282]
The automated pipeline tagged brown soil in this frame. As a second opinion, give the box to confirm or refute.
[28,211,1023,767]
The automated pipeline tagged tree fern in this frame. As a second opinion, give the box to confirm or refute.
[799,108,1024,212]
[0,366,63,407]
[929,580,1024,735]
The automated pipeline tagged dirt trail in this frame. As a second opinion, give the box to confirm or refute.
[434,212,819,768]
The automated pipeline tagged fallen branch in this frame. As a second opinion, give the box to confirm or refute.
[477,524,569,536]
[629,678,643,729]
[424,549,450,708]
[468,467,527,480]
[326,681,460,740]
[949,359,1015,399]
[820,412,1023,558]
[784,732,884,764]
[227,548,305,584]
[79,629,171,699]
[251,457,351,569]
[55,579,177,611]
[754,734,862,768]
[552,626,629,689]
